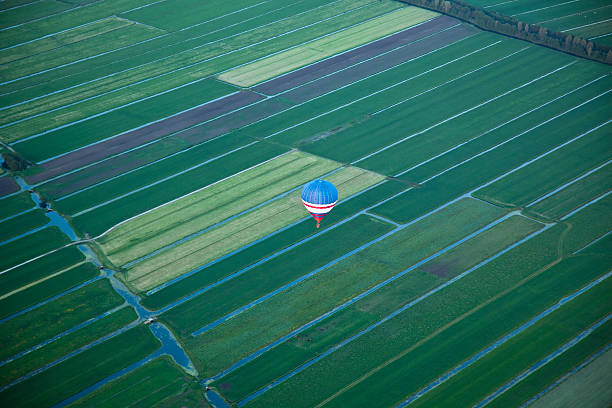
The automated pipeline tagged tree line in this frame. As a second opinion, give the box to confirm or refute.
[400,0,612,65]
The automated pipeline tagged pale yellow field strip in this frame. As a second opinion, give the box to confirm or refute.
[218,6,439,87]
[126,166,384,292]
[0,261,85,301]
[97,151,340,266]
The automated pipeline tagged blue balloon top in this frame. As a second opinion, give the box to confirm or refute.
[301,179,338,205]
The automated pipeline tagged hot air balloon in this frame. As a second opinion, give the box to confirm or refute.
[301,179,338,228]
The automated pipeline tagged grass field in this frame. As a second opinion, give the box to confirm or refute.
[1,0,610,405]
[0,279,124,362]
[67,356,204,407]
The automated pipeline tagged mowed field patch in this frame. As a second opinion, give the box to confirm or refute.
[218,6,438,87]
[96,151,383,292]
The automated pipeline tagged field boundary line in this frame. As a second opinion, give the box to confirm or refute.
[70,139,260,218]
[92,148,292,239]
[355,59,574,165]
[123,165,345,270]
[560,190,612,221]
[511,0,580,17]
[0,319,140,392]
[574,229,612,254]
[475,314,612,408]
[209,211,525,382]
[0,302,126,370]
[0,220,51,247]
[396,272,612,408]
[536,4,612,25]
[0,0,338,102]
[265,40,505,140]
[29,22,459,185]
[395,74,609,178]
[311,223,569,408]
[3,0,373,139]
[0,261,86,301]
[519,342,612,407]
[0,274,105,324]
[238,224,554,406]
[526,159,612,208]
[0,239,92,276]
[0,207,36,224]
[562,17,612,32]
[468,119,612,195]
[416,94,612,183]
[149,179,392,300]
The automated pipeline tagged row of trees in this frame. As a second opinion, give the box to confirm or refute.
[400,0,612,65]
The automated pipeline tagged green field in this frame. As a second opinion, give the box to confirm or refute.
[219,6,437,86]
[0,325,160,408]
[119,163,382,290]
[0,306,137,387]
[1,0,610,405]
[0,279,124,361]
[67,356,203,407]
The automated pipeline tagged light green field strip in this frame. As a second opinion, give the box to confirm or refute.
[97,150,339,265]
[125,166,383,292]
[218,6,438,87]
[531,347,612,408]
[0,17,134,65]
[0,20,164,84]
[0,0,391,141]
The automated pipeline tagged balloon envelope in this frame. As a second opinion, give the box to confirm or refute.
[301,179,338,228]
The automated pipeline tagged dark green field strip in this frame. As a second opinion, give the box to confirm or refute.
[0,17,131,65]
[242,222,566,407]
[51,132,254,214]
[291,43,574,164]
[474,121,612,208]
[529,164,612,221]
[0,325,160,408]
[417,214,541,278]
[356,59,607,177]
[193,198,506,377]
[3,0,396,143]
[0,0,158,48]
[0,0,74,29]
[0,209,48,244]
[70,141,287,237]
[0,22,162,84]
[161,214,394,337]
[38,132,252,201]
[230,32,502,145]
[515,0,609,24]
[67,356,202,408]
[540,4,612,33]
[0,0,331,105]
[0,245,84,298]
[401,71,611,184]
[408,262,612,408]
[371,81,612,224]
[0,227,70,272]
[142,180,405,310]
[121,0,269,31]
[214,214,539,402]
[0,192,33,219]
[12,78,235,157]
[245,221,609,408]
[0,306,137,387]
[488,311,612,406]
[0,262,99,320]
[0,279,124,362]
[0,0,42,11]
[267,34,531,150]
[562,192,612,253]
